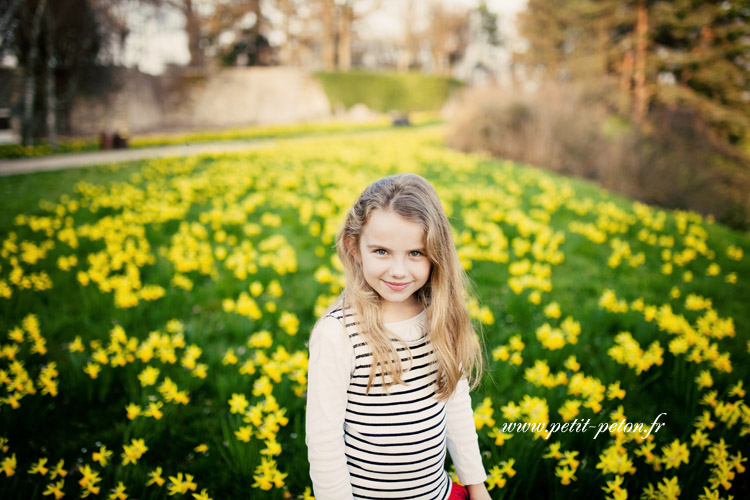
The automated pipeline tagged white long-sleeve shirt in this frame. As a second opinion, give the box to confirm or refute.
[306,307,487,499]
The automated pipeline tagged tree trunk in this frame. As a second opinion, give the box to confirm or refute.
[285,22,300,66]
[595,17,609,77]
[184,0,203,67]
[279,0,300,66]
[337,4,352,70]
[0,0,24,58]
[251,0,262,37]
[321,0,336,70]
[23,0,48,146]
[45,6,57,149]
[22,64,35,146]
[620,51,633,93]
[250,0,267,64]
[398,0,417,72]
[278,0,293,65]
[632,0,648,124]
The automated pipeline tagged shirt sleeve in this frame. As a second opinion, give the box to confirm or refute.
[305,315,355,499]
[445,377,488,486]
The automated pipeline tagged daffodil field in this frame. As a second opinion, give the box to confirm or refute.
[1,127,748,500]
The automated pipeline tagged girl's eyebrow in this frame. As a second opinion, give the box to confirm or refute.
[364,244,425,252]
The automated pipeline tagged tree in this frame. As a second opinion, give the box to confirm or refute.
[214,2,273,66]
[310,0,381,70]
[161,0,204,67]
[516,0,750,145]
[477,0,501,47]
[426,1,471,75]
[632,0,648,124]
[648,0,750,145]
[0,0,24,59]
[272,0,310,66]
[318,0,337,70]
[516,0,618,80]
[160,0,274,67]
[44,4,57,148]
[6,0,133,145]
[397,0,420,72]
[21,0,48,146]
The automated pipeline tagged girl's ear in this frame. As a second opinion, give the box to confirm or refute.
[344,236,359,261]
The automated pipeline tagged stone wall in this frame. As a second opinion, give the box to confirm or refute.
[68,66,332,135]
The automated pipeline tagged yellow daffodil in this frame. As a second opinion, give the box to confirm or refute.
[1,454,17,476]
[192,489,213,500]
[108,481,127,500]
[168,472,198,495]
[558,400,581,422]
[28,457,49,475]
[661,439,690,470]
[49,459,66,480]
[473,397,496,430]
[125,403,141,420]
[92,445,112,467]
[696,370,713,390]
[485,464,507,490]
[42,479,65,499]
[121,438,148,466]
[555,465,576,485]
[146,467,165,487]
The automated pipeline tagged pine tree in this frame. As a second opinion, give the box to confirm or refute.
[516,0,619,80]
[648,0,750,145]
[516,0,750,146]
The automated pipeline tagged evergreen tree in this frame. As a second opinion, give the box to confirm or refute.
[649,0,750,145]
[516,0,618,80]
[516,0,750,146]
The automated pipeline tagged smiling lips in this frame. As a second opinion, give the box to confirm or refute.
[383,280,411,291]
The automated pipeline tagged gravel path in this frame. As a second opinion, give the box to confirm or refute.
[0,139,275,177]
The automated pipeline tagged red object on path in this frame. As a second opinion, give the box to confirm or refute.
[448,482,470,500]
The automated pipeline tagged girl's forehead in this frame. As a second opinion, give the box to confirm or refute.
[362,209,425,245]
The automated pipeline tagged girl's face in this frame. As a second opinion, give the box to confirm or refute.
[357,209,432,320]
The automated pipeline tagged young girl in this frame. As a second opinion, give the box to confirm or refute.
[306,173,491,500]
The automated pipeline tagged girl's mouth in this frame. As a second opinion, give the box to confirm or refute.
[383,280,410,291]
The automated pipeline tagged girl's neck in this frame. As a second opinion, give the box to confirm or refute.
[380,296,423,323]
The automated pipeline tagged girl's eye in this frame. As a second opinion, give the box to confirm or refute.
[375,249,387,255]
[409,251,422,257]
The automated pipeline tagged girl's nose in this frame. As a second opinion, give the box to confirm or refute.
[389,259,407,278]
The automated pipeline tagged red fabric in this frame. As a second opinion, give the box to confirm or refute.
[448,482,470,500]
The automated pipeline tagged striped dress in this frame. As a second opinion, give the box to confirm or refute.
[332,307,452,500]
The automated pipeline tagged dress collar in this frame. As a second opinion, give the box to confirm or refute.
[385,309,426,342]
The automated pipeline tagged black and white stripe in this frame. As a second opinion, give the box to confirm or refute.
[328,308,451,500]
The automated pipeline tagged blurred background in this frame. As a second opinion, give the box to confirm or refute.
[0,0,749,228]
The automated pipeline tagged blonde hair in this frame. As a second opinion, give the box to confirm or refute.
[334,173,483,400]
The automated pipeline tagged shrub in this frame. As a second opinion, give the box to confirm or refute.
[314,71,463,113]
